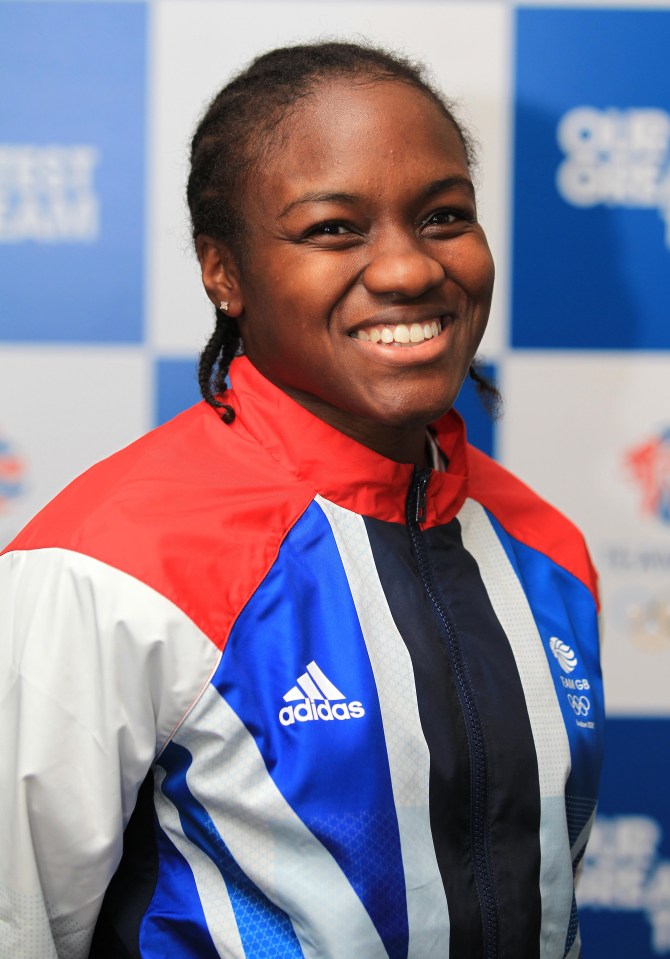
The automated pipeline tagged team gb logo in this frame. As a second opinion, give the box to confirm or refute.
[549,637,578,674]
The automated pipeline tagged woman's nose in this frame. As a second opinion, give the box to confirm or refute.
[362,246,445,298]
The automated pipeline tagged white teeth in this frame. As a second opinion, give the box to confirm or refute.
[354,318,444,345]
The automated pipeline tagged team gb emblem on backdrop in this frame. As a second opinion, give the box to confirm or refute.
[0,432,26,511]
[624,429,670,524]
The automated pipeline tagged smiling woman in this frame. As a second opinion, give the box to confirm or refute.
[0,41,603,959]
[196,76,493,464]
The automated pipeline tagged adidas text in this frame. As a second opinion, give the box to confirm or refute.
[279,700,365,726]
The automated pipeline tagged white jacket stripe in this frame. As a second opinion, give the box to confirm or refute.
[154,766,246,957]
[173,683,388,959]
[316,496,450,959]
[458,499,574,959]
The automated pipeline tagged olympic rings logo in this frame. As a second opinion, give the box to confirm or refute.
[567,694,591,717]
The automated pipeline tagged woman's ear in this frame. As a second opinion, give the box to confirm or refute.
[196,235,243,317]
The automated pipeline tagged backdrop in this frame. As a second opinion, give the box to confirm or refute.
[1,1,669,955]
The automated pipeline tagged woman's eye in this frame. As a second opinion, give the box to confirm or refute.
[306,221,351,237]
[423,208,475,228]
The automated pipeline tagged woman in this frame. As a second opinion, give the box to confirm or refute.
[0,42,603,958]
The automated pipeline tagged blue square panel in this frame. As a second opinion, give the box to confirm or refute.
[155,357,201,427]
[512,9,670,349]
[579,718,670,959]
[0,2,147,342]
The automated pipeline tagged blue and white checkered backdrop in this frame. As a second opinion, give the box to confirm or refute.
[1,2,669,954]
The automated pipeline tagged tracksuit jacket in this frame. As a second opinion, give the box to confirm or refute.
[0,356,604,959]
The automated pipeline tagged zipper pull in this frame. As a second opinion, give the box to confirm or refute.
[415,469,429,525]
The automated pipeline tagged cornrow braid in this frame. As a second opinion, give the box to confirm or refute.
[468,361,503,420]
[197,307,241,423]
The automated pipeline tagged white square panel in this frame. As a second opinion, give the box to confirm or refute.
[147,0,510,360]
[0,346,150,549]
[500,352,670,716]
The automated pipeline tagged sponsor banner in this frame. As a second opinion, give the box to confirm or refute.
[0,347,149,549]
[500,352,670,715]
[580,718,670,958]
[147,0,510,359]
[0,1,147,342]
[512,8,670,349]
[1,7,670,957]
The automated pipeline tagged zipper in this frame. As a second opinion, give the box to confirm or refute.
[414,469,429,524]
[406,466,500,959]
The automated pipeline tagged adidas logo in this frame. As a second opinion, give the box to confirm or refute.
[278,660,366,727]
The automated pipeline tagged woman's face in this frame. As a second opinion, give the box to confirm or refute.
[207,78,494,462]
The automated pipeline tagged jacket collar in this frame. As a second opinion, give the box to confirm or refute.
[226,357,470,527]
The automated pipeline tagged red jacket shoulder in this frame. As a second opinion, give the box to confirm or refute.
[4,403,313,648]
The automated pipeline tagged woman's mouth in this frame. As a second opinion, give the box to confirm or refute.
[351,318,443,346]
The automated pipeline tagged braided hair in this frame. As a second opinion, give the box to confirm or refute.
[187,40,499,421]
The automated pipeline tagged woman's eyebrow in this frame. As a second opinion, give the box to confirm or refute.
[424,175,475,199]
[279,191,361,218]
[278,176,474,220]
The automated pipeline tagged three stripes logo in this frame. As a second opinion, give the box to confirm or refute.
[278,660,365,727]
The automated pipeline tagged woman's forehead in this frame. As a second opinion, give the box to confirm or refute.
[253,79,469,199]
[284,77,456,142]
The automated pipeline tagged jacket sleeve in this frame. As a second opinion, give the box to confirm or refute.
[0,547,220,958]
